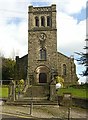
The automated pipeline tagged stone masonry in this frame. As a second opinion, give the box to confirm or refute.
[15,4,78,100]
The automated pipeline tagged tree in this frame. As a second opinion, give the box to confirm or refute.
[75,38,88,76]
[2,57,16,81]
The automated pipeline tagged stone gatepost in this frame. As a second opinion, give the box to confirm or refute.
[8,81,13,100]
[62,93,72,119]
[8,80,16,101]
[50,68,58,101]
[49,79,57,101]
[13,80,16,101]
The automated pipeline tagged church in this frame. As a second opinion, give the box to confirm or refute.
[15,4,77,100]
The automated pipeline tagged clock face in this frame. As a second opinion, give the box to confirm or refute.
[39,33,46,42]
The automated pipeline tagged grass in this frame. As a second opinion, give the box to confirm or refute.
[0,86,8,98]
[0,85,87,99]
[57,87,87,99]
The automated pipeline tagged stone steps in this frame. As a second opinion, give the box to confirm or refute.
[6,98,58,105]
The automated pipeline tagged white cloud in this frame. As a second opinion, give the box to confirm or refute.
[0,0,87,82]
[0,20,28,58]
[0,0,29,58]
[56,0,87,14]
[37,0,87,14]
[0,0,86,59]
[57,12,86,56]
[78,76,87,84]
[86,18,88,37]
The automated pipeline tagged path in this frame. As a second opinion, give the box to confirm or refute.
[0,102,87,119]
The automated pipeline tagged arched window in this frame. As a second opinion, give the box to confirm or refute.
[63,64,66,75]
[41,16,45,26]
[40,48,46,60]
[35,16,39,26]
[47,16,51,26]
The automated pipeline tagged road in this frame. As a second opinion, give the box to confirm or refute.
[0,103,87,120]
[0,112,33,120]
[0,112,61,120]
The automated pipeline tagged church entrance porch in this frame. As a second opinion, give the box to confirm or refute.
[28,65,50,100]
[35,65,50,84]
[24,65,57,101]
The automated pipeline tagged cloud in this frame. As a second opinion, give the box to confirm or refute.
[0,19,28,58]
[78,76,87,84]
[0,0,87,83]
[0,0,29,58]
[57,12,86,56]
[0,0,86,59]
[56,0,87,14]
[32,0,87,14]
[86,18,88,37]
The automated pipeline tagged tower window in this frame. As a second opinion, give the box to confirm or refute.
[41,16,45,26]
[35,16,39,27]
[63,64,66,75]
[40,48,46,60]
[47,16,51,26]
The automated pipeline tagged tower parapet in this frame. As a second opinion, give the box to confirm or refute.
[28,4,56,13]
[28,4,56,30]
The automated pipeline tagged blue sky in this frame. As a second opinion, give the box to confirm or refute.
[0,0,87,83]
[7,18,22,25]
[30,2,50,6]
[72,8,86,23]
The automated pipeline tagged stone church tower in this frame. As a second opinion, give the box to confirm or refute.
[28,5,57,85]
[15,4,77,101]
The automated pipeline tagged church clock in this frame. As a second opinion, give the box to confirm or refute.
[39,33,46,42]
[39,33,46,47]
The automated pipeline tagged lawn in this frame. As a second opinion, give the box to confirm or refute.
[57,87,87,99]
[0,86,8,98]
[0,85,87,99]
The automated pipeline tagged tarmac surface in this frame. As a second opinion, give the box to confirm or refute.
[0,101,87,120]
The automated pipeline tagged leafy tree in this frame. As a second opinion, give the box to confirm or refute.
[75,38,88,76]
[2,57,16,81]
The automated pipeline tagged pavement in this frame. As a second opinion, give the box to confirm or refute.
[0,101,88,120]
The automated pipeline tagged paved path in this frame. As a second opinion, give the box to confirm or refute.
[0,103,87,119]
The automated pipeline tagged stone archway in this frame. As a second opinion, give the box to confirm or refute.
[35,65,50,83]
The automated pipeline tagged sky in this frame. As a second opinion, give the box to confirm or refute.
[0,0,88,83]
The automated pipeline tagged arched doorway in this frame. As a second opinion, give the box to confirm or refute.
[35,65,50,83]
[39,73,47,83]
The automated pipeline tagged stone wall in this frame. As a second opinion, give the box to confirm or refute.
[57,52,77,86]
[72,97,88,109]
[15,4,77,86]
[28,4,56,30]
[28,4,57,85]
[15,55,28,80]
[58,96,88,109]
[28,30,57,73]
[15,51,77,86]
[14,4,78,101]
[24,84,49,98]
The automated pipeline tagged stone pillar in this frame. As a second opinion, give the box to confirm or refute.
[8,80,16,101]
[50,84,56,101]
[51,4,56,29]
[8,81,13,100]
[49,77,57,101]
[50,68,57,101]
[13,80,16,101]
